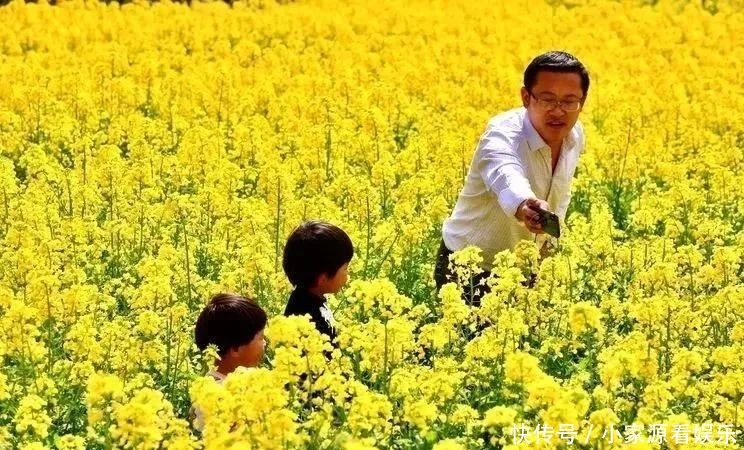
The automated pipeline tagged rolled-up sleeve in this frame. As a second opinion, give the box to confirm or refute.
[475,127,535,218]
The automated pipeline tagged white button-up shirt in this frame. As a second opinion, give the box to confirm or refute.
[442,107,585,270]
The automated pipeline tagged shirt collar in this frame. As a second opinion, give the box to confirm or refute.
[522,108,577,151]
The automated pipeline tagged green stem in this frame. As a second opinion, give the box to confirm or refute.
[274,179,282,272]
[182,217,193,307]
[365,196,371,278]
[383,321,389,394]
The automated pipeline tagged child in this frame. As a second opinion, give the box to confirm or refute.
[282,220,353,346]
[191,293,267,431]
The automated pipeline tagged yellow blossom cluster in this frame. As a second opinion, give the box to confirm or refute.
[0,0,743,448]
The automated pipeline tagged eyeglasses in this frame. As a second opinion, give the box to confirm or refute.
[528,91,583,112]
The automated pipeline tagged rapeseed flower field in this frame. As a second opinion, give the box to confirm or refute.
[1,0,743,448]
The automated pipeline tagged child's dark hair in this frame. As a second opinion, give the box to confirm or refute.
[194,293,267,358]
[282,220,354,288]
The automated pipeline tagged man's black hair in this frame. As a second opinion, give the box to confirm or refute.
[524,51,590,98]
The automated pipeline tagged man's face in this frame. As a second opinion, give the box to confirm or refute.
[521,71,585,147]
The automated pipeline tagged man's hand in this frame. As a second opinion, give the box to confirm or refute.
[515,198,550,234]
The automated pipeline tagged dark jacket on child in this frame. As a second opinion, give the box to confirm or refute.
[283,287,338,346]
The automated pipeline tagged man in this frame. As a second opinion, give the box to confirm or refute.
[434,51,589,305]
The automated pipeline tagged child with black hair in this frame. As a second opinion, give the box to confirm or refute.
[282,220,353,346]
[191,292,267,431]
[194,293,267,378]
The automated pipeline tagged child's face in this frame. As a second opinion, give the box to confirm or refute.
[323,262,349,294]
[233,329,266,368]
[328,263,349,294]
